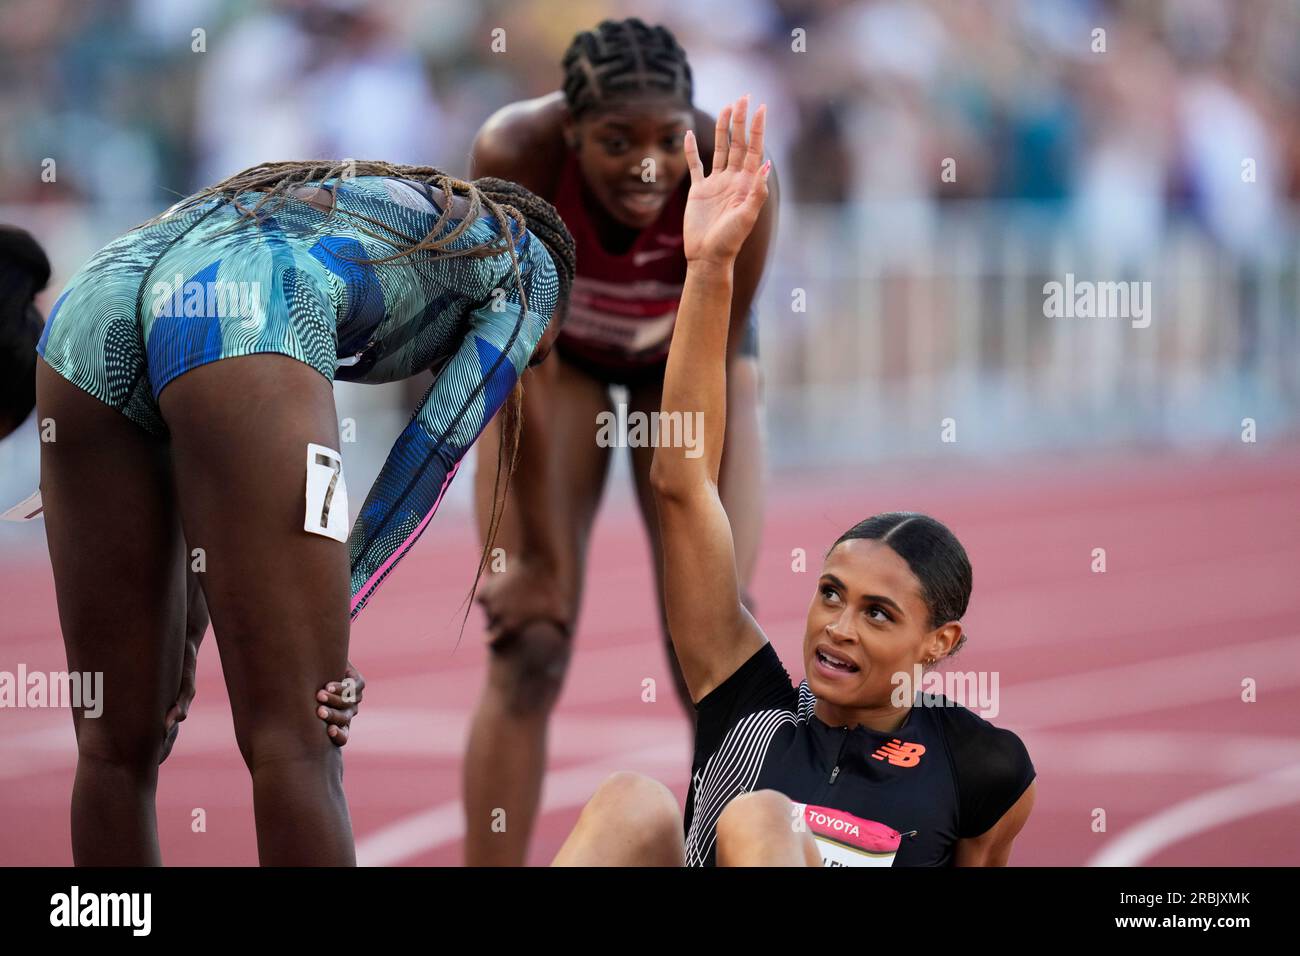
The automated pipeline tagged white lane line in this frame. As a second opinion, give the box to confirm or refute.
[355,742,686,867]
[0,708,687,778]
[1008,633,1300,730]
[1021,731,1300,778]
[353,583,1300,709]
[1087,763,1300,867]
[317,534,1300,667]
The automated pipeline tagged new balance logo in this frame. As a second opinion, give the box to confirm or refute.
[871,739,925,767]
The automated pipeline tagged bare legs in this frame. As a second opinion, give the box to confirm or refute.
[38,358,188,864]
[159,354,355,864]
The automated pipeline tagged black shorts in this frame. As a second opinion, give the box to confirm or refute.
[556,308,759,388]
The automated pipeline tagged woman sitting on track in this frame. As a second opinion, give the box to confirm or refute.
[1,223,364,765]
[33,163,574,865]
[552,99,1036,867]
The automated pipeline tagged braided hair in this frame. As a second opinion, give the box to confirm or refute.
[146,160,526,268]
[0,225,51,435]
[562,18,693,118]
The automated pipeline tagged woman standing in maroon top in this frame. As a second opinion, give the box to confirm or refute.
[464,18,778,866]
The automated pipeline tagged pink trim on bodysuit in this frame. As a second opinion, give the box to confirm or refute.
[349,459,461,620]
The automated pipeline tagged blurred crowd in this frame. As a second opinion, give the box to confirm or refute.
[0,0,1295,487]
[1,0,1298,257]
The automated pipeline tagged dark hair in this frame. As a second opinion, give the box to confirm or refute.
[472,175,576,309]
[562,18,693,118]
[831,512,972,656]
[0,225,51,433]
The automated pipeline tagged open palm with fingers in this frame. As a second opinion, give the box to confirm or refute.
[682,95,771,267]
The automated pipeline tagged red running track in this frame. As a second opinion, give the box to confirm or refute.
[2,448,1299,866]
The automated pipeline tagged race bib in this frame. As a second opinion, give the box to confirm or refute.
[793,802,902,867]
[304,443,349,542]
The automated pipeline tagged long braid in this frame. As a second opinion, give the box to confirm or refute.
[562,18,693,118]
[142,160,524,269]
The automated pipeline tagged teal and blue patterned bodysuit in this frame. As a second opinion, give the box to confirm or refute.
[36,175,558,621]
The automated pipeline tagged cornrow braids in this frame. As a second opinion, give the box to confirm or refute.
[562,18,693,118]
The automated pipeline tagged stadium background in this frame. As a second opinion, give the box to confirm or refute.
[1,0,1298,866]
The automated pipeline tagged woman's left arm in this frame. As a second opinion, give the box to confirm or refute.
[952,781,1037,866]
[346,237,556,621]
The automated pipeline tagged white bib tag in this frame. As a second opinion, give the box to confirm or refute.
[304,443,348,542]
[792,802,901,867]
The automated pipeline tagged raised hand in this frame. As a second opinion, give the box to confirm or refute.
[682,95,771,269]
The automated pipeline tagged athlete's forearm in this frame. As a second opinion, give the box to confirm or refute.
[346,375,477,622]
[653,261,734,494]
[347,225,556,620]
[348,296,546,621]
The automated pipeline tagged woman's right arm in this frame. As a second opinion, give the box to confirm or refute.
[651,97,772,702]
[346,231,556,621]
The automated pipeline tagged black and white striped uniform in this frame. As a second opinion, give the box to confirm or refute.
[683,643,1035,867]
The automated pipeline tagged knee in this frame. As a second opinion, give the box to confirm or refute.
[76,722,164,776]
[489,620,572,715]
[583,772,680,837]
[578,772,682,860]
[716,789,795,852]
[235,718,337,778]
